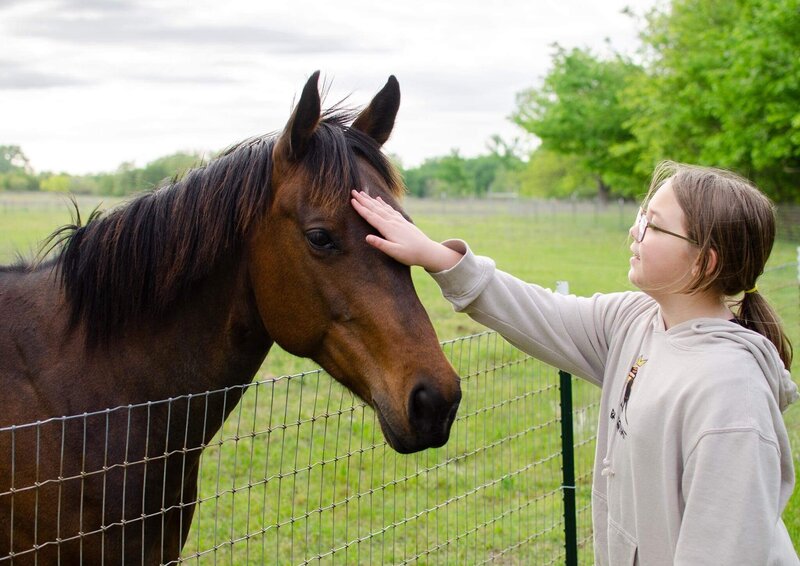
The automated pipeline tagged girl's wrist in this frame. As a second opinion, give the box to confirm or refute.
[423,241,463,273]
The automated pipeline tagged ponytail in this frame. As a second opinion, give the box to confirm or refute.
[735,291,793,369]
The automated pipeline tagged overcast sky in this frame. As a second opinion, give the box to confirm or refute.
[1,0,657,175]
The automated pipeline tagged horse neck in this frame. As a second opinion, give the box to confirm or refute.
[101,255,273,405]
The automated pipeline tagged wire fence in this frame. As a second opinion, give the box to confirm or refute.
[1,264,797,565]
[1,331,602,564]
[1,194,798,564]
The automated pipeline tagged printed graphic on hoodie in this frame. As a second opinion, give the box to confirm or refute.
[610,356,648,439]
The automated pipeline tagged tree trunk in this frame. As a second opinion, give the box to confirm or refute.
[596,176,610,204]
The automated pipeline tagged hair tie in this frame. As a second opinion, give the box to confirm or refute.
[744,285,758,294]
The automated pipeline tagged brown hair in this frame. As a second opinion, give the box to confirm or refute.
[646,161,792,369]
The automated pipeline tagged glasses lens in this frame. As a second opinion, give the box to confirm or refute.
[636,210,647,242]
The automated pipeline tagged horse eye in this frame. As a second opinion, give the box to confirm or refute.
[305,229,336,251]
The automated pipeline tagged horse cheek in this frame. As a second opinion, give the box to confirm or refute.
[249,252,325,358]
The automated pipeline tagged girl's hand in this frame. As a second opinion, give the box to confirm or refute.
[350,190,463,272]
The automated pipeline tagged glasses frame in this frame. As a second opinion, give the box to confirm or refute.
[634,208,699,245]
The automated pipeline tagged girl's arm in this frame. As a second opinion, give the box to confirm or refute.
[676,429,789,563]
[351,190,645,385]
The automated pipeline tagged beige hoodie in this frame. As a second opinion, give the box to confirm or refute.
[431,241,799,565]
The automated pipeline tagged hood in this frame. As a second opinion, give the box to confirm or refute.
[665,317,798,412]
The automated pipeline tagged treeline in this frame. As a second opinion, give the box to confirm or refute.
[0,143,528,199]
[0,146,205,196]
[401,136,526,198]
[2,0,798,202]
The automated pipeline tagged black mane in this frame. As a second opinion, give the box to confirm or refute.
[48,110,403,346]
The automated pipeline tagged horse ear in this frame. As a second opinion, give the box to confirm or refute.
[351,75,400,147]
[275,71,322,163]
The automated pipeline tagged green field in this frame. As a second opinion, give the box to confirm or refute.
[1,193,798,563]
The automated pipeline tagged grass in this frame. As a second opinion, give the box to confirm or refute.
[1,193,798,563]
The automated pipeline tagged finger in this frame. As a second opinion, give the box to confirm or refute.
[365,234,408,264]
[360,193,399,220]
[352,190,373,210]
[351,198,384,226]
[352,198,400,243]
[351,196,377,220]
[365,234,394,254]
[354,190,384,214]
[364,234,385,247]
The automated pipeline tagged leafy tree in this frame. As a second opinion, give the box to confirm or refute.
[0,172,38,191]
[436,150,471,196]
[518,148,596,199]
[39,173,72,193]
[0,145,32,174]
[87,152,206,196]
[400,140,525,198]
[626,0,800,201]
[0,145,38,191]
[512,46,646,200]
[139,152,205,190]
[402,159,443,197]
[479,135,526,195]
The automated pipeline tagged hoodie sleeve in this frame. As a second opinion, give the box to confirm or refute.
[429,240,646,386]
[675,429,786,564]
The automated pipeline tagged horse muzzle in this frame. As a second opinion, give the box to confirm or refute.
[374,378,462,454]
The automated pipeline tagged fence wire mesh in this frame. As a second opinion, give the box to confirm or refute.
[1,331,601,565]
[2,195,797,565]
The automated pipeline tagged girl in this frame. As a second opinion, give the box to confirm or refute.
[351,161,799,565]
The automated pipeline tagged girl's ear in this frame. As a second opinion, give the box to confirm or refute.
[705,248,718,276]
[693,247,718,278]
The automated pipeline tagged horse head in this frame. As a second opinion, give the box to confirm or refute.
[247,72,461,453]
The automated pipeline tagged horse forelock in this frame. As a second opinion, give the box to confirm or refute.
[51,107,403,346]
[302,109,404,215]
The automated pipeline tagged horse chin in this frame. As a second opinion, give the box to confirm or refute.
[372,398,455,455]
[374,408,416,454]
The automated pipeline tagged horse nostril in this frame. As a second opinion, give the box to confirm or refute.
[409,383,454,436]
[409,385,435,430]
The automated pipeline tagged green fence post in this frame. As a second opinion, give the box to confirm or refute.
[559,369,578,566]
[555,280,578,565]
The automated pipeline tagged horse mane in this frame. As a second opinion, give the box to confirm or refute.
[49,108,404,346]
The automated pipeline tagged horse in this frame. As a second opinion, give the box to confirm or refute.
[0,71,462,564]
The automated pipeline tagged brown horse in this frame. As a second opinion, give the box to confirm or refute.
[0,72,461,564]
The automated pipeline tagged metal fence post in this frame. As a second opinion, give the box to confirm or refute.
[556,280,578,565]
[559,369,578,566]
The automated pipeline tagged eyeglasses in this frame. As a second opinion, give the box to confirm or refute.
[634,208,698,245]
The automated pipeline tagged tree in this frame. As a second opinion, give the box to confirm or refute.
[402,159,442,198]
[139,152,205,190]
[0,145,32,174]
[512,46,646,200]
[626,0,800,201]
[0,146,38,191]
[518,148,596,199]
[39,173,72,193]
[436,150,471,196]
[399,139,525,199]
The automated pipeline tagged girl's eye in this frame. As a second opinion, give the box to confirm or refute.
[306,229,336,251]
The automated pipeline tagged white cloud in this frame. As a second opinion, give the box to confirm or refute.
[0,0,656,174]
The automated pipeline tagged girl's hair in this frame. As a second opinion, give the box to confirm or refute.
[646,161,793,369]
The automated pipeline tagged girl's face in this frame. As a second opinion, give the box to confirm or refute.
[628,180,699,298]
